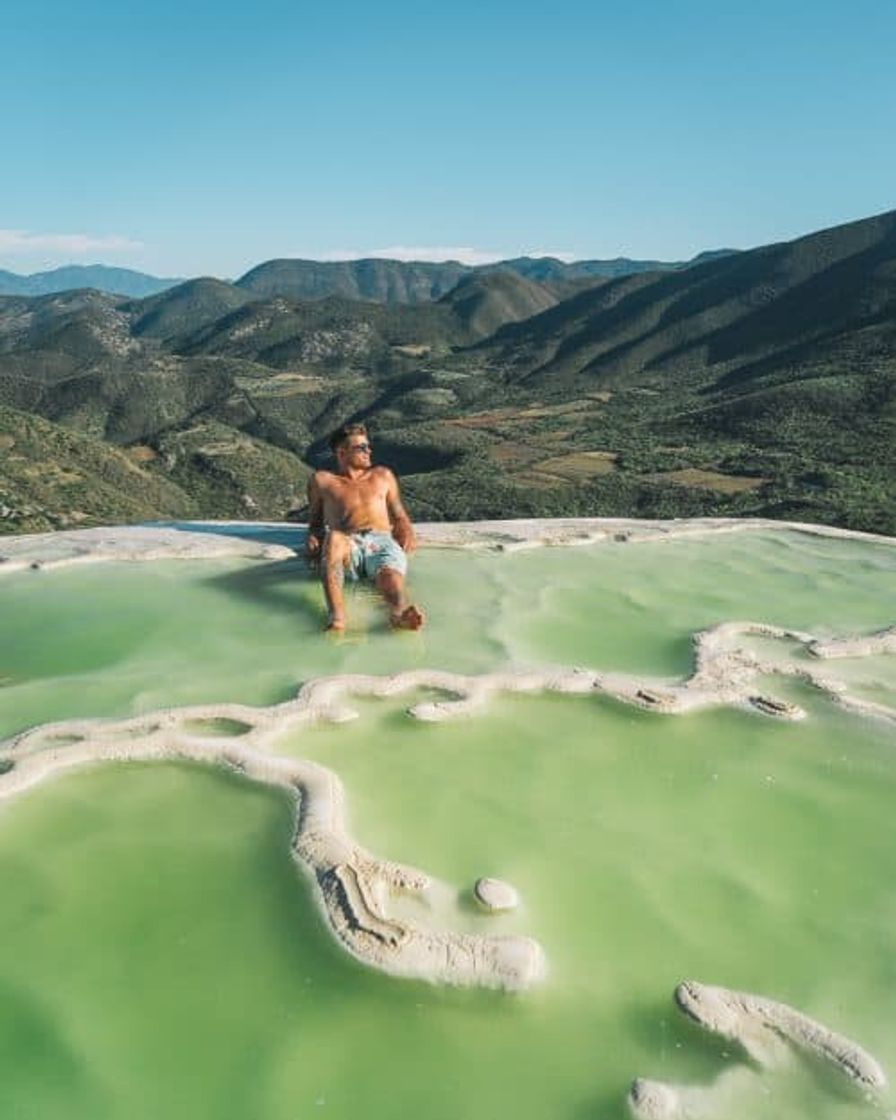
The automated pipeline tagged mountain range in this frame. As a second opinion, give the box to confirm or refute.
[0,212,892,535]
[0,249,735,302]
[0,265,184,299]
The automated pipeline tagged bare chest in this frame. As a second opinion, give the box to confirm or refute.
[320,471,389,526]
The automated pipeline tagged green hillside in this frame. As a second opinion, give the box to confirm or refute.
[438,270,559,339]
[232,252,725,304]
[235,258,470,304]
[0,406,195,533]
[0,210,893,534]
[125,278,253,343]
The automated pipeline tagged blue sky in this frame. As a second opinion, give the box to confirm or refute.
[3,0,895,278]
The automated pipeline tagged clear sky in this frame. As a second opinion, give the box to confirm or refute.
[3,0,895,278]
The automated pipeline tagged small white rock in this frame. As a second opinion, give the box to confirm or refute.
[473,877,519,912]
[628,1078,679,1119]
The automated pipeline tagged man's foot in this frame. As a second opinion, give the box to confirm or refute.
[390,604,425,631]
[325,615,346,633]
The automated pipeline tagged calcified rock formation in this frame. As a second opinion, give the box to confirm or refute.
[630,1068,768,1120]
[349,618,894,727]
[628,981,887,1119]
[1,521,894,991]
[1,613,894,990]
[0,713,544,991]
[418,516,896,554]
[675,980,887,1087]
[2,514,894,577]
[808,625,896,660]
[0,523,295,574]
[474,877,520,912]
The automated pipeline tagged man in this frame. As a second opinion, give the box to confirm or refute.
[305,423,425,632]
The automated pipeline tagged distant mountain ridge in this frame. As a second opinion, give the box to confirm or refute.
[0,250,737,303]
[233,251,739,304]
[0,265,184,299]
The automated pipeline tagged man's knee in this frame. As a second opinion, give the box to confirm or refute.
[375,565,403,586]
[374,567,404,601]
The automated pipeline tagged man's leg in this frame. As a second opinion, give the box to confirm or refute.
[322,531,352,631]
[374,566,425,630]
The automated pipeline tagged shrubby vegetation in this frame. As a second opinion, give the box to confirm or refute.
[1,210,894,535]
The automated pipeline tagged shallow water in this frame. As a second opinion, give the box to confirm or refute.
[1,527,895,1119]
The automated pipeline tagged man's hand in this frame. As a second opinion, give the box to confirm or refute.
[392,518,416,554]
[305,531,323,566]
[305,473,325,567]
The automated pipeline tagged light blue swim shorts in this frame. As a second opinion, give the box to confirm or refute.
[346,531,407,581]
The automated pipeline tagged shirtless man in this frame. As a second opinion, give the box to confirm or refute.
[305,422,425,632]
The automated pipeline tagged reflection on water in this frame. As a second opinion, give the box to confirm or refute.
[0,528,895,1120]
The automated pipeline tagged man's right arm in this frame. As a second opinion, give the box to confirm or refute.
[384,469,417,554]
[306,473,326,559]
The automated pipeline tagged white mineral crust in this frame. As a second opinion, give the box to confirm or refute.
[1,520,894,995]
[629,981,888,1118]
[474,877,520,911]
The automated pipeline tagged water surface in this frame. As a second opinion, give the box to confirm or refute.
[1,527,894,1119]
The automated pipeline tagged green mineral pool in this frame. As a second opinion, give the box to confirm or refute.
[1,523,894,1120]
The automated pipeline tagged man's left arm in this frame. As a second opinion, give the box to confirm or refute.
[385,470,417,554]
[305,472,326,561]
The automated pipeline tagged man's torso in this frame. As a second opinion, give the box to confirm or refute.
[314,466,393,534]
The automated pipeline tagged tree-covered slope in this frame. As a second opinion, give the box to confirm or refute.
[0,210,893,534]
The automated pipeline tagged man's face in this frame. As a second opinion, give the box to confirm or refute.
[338,435,372,467]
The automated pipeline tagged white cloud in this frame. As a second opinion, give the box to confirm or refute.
[0,229,144,258]
[290,244,583,266]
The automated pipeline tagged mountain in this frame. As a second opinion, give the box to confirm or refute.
[0,275,547,484]
[125,277,253,343]
[0,404,312,533]
[485,252,737,283]
[0,265,183,298]
[479,209,896,393]
[0,251,736,304]
[417,208,893,531]
[0,404,196,532]
[234,252,738,305]
[235,258,470,303]
[0,210,893,535]
[136,271,554,370]
[0,290,140,384]
[438,270,560,339]
[173,294,454,364]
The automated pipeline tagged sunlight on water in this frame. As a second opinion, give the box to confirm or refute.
[1,527,894,1120]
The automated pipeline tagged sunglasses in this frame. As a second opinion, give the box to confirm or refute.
[348,442,371,453]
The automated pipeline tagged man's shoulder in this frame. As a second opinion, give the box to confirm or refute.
[370,464,396,482]
[311,468,339,486]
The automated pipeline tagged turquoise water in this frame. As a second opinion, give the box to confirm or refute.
[1,527,895,1119]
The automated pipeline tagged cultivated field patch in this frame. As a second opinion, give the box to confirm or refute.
[648,468,769,493]
[518,450,618,488]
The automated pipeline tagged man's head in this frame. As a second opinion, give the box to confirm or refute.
[329,422,372,468]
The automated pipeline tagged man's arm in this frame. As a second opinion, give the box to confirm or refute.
[384,470,417,554]
[306,473,326,559]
